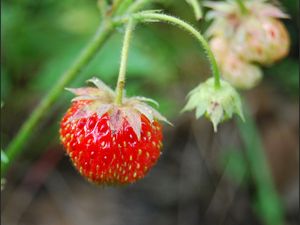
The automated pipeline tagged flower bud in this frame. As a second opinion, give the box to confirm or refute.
[182,78,244,132]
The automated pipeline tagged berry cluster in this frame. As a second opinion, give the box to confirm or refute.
[206,0,290,89]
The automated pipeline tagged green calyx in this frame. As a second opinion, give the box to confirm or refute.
[182,78,244,132]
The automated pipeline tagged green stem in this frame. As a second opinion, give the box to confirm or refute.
[98,0,108,17]
[134,12,221,88]
[115,19,135,104]
[1,20,114,177]
[114,0,134,15]
[235,0,248,14]
[110,0,127,15]
[127,0,152,14]
[113,0,151,16]
[237,103,284,225]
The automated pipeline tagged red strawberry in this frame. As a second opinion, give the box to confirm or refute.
[59,78,170,185]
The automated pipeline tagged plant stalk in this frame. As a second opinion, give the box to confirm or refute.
[115,19,135,104]
[237,103,284,225]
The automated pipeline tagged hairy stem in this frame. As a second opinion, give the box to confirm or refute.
[1,20,114,177]
[115,19,135,104]
[134,12,221,88]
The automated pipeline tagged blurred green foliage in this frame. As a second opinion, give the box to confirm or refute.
[265,58,299,96]
[237,107,285,225]
[1,0,298,152]
[1,0,186,118]
[1,0,298,224]
[2,0,298,114]
[1,0,202,152]
[1,0,298,168]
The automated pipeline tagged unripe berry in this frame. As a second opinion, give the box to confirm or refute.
[233,18,290,64]
[221,53,263,89]
[210,37,262,90]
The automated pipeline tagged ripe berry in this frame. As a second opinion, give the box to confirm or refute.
[60,78,170,185]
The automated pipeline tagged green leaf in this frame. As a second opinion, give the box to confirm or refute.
[32,33,174,91]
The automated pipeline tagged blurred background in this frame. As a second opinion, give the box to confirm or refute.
[1,0,299,225]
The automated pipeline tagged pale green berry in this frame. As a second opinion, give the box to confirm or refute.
[221,51,263,89]
[210,37,263,90]
[233,18,290,64]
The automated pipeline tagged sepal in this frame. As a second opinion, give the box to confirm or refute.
[65,77,171,139]
[182,78,244,132]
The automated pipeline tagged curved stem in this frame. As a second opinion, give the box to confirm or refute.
[115,19,135,104]
[134,12,221,88]
[1,20,114,177]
